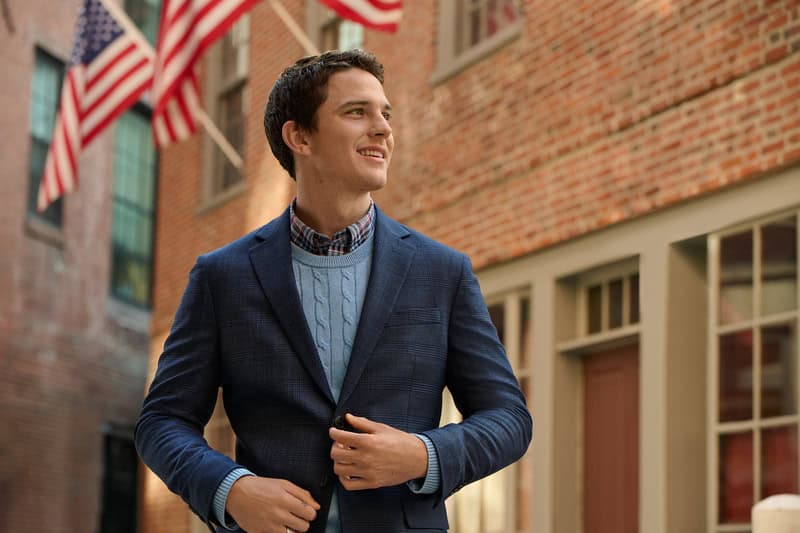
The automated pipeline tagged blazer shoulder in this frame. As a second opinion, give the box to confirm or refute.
[196,211,287,271]
[380,213,468,274]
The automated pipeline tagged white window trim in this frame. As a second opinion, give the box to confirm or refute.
[707,208,800,533]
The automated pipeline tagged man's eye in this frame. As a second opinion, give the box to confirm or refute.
[382,112,392,121]
[348,109,364,115]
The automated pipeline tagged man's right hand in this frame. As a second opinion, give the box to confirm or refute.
[226,476,320,533]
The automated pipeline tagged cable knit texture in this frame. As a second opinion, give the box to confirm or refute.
[291,235,373,402]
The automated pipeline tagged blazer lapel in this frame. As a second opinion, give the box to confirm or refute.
[338,208,416,407]
[248,209,335,404]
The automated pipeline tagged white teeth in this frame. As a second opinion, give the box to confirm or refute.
[359,149,384,158]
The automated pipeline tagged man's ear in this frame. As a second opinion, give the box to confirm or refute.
[282,120,312,156]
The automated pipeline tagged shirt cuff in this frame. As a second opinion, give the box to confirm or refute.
[407,434,440,494]
[213,468,255,529]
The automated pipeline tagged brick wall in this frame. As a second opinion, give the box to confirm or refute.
[144,0,800,528]
[0,0,150,530]
[152,0,800,331]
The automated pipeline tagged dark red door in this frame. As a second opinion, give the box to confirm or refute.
[583,343,639,533]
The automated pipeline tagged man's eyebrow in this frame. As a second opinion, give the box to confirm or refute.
[337,100,393,112]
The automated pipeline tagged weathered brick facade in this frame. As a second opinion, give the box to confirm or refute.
[143,0,800,531]
[0,0,149,530]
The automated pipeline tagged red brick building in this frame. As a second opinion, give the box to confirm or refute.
[143,1,800,532]
[0,0,159,530]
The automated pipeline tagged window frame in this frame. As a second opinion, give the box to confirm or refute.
[432,0,522,85]
[707,208,800,532]
[98,424,138,533]
[26,46,66,240]
[109,102,158,309]
[305,0,365,51]
[557,258,641,355]
[199,15,249,210]
[443,287,532,532]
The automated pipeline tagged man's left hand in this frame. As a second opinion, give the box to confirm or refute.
[329,413,428,490]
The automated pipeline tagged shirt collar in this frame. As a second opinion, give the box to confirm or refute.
[289,200,375,256]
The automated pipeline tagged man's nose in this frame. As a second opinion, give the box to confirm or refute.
[370,114,391,137]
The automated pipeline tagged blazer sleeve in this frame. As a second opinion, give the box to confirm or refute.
[421,254,533,505]
[134,256,239,525]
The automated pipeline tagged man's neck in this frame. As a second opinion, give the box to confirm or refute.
[293,193,372,238]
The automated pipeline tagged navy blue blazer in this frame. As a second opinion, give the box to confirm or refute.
[135,206,532,533]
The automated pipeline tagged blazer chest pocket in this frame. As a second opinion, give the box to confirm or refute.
[386,307,441,327]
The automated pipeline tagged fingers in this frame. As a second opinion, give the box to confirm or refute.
[283,509,314,532]
[282,480,320,509]
[330,441,358,462]
[328,426,367,447]
[345,413,382,433]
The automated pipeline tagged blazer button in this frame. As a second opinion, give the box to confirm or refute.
[332,415,345,430]
[320,473,329,488]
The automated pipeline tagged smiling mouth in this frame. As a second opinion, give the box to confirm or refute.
[358,149,385,159]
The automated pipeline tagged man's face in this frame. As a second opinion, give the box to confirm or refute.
[303,68,394,195]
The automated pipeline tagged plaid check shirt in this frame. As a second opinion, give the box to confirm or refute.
[289,199,376,256]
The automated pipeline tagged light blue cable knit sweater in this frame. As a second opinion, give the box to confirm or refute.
[290,237,373,402]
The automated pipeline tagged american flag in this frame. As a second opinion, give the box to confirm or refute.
[37,0,153,211]
[319,0,402,33]
[151,0,259,146]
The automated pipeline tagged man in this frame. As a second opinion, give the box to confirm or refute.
[135,49,532,533]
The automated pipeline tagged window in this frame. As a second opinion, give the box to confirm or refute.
[110,107,157,308]
[443,289,532,533]
[583,272,640,336]
[124,0,161,46]
[28,48,64,228]
[202,16,248,203]
[433,0,521,83]
[710,212,799,532]
[321,15,364,50]
[98,428,138,533]
[308,1,364,51]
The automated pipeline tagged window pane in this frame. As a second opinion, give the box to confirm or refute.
[30,53,61,140]
[27,138,63,226]
[629,273,640,324]
[761,323,797,418]
[219,86,244,190]
[719,431,753,524]
[125,0,161,46]
[99,434,137,533]
[515,452,533,531]
[481,470,509,532]
[608,278,623,329]
[761,425,798,498]
[719,231,753,325]
[28,50,64,226]
[719,330,753,422]
[520,296,531,371]
[487,0,519,36]
[488,303,505,345]
[338,20,363,49]
[588,284,602,334]
[761,217,797,316]
[111,109,156,308]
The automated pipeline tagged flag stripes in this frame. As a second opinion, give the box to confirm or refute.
[319,0,402,33]
[37,0,153,211]
[152,0,259,146]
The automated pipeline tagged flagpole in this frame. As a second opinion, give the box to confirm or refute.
[268,0,319,56]
[97,0,243,170]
